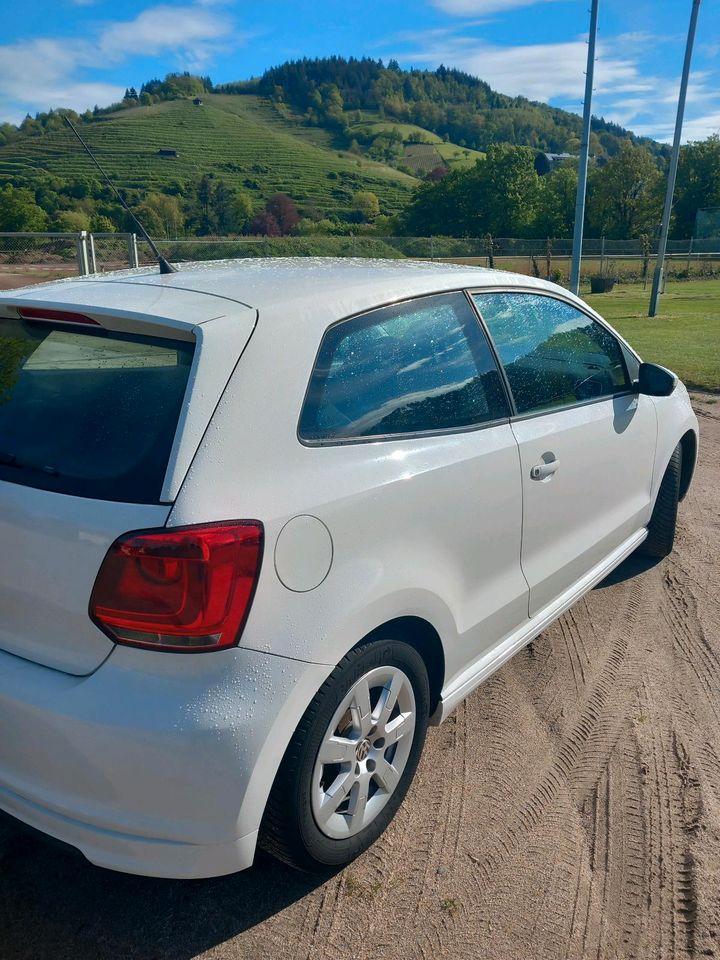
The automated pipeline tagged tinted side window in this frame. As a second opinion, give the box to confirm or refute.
[472,293,630,415]
[300,292,509,441]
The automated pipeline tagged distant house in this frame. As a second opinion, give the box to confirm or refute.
[193,98,204,107]
[158,148,179,158]
[534,152,576,175]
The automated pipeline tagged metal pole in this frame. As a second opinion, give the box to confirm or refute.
[88,233,97,274]
[570,0,600,296]
[127,233,139,269]
[76,231,89,276]
[649,0,702,316]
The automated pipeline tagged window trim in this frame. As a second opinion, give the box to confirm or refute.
[296,289,512,448]
[466,286,638,423]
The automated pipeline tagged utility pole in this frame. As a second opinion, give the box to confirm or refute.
[570,0,600,297]
[649,0,702,316]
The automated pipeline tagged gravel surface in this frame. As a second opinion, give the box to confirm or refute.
[1,394,718,960]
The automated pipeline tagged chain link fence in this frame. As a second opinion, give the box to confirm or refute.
[2,231,720,289]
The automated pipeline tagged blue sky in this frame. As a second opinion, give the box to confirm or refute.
[1,0,718,141]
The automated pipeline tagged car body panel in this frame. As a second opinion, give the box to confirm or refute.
[0,259,700,877]
[0,643,330,877]
[0,285,257,673]
[512,393,657,616]
[0,482,170,674]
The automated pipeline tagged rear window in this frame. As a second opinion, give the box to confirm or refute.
[0,316,194,503]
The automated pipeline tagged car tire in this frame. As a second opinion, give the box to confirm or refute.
[259,638,430,873]
[640,443,682,559]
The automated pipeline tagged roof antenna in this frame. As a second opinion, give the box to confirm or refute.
[62,115,177,275]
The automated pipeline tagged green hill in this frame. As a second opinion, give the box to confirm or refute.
[0,95,416,218]
[0,57,668,237]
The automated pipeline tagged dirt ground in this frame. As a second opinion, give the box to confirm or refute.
[0,394,718,960]
[0,265,78,290]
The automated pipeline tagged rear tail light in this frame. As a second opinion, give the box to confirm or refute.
[90,521,263,652]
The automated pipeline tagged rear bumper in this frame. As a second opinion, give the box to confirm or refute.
[0,785,260,878]
[0,645,329,878]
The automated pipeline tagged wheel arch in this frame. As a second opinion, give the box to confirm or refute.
[356,615,445,716]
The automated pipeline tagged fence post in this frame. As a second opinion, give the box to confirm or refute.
[88,233,97,274]
[430,236,435,261]
[484,233,494,269]
[76,231,90,276]
[687,236,694,276]
[127,233,139,269]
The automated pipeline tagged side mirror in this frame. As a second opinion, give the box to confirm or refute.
[636,362,678,397]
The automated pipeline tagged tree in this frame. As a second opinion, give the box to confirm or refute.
[475,144,543,236]
[52,210,91,232]
[213,183,253,234]
[426,165,449,182]
[126,201,165,238]
[535,165,578,237]
[90,214,117,233]
[673,135,720,239]
[0,185,48,231]
[141,192,184,237]
[195,174,216,234]
[352,191,380,223]
[265,194,300,234]
[402,145,543,237]
[248,210,281,236]
[587,142,662,239]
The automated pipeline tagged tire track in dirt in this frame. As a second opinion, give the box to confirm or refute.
[467,580,646,888]
[2,401,720,960]
[156,398,720,959]
[313,707,470,959]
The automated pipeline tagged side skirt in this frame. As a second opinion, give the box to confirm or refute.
[431,527,648,725]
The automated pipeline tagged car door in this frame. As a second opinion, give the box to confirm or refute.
[297,290,529,685]
[472,290,657,618]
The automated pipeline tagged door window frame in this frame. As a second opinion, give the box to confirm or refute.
[296,289,513,447]
[466,287,639,422]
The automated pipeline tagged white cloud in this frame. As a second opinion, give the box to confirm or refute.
[383,30,720,142]
[631,113,720,142]
[431,0,560,14]
[391,35,643,103]
[0,2,235,123]
[99,4,232,63]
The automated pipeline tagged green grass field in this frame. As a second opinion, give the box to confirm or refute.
[347,118,484,173]
[585,280,720,393]
[0,96,417,216]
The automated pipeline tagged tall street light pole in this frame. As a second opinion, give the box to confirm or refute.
[570,0,600,297]
[649,0,702,317]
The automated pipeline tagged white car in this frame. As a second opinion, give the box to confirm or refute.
[0,259,698,878]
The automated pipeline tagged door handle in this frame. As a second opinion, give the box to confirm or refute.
[530,457,560,481]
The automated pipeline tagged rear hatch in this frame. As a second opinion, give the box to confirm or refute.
[0,280,256,675]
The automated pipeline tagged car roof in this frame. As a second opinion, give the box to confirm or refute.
[108,257,559,312]
[1,258,573,333]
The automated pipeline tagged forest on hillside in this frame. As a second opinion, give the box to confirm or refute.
[244,57,665,159]
[0,59,718,242]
